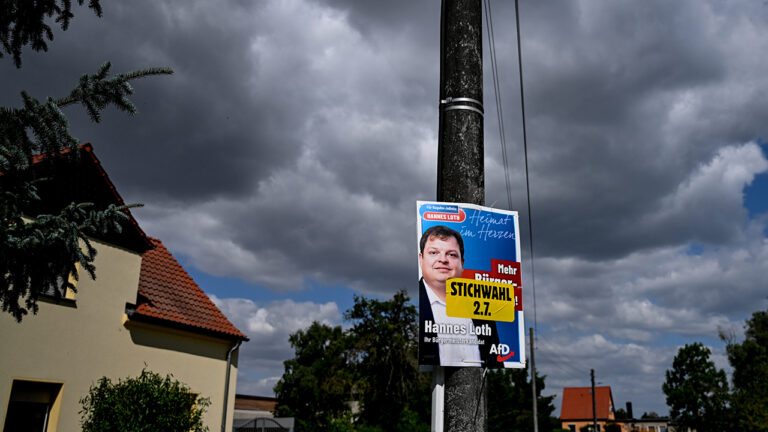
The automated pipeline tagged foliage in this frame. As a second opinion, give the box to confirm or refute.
[614,407,628,420]
[487,365,560,432]
[274,322,355,432]
[662,342,729,432]
[1,0,171,321]
[79,368,210,432]
[275,291,431,432]
[276,291,564,431]
[344,290,431,431]
[0,0,102,67]
[723,305,768,431]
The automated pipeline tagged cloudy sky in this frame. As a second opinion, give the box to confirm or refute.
[4,0,768,417]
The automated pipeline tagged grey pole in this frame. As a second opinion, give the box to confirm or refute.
[592,369,597,432]
[436,1,486,431]
[222,340,241,432]
[432,366,445,431]
[530,327,538,432]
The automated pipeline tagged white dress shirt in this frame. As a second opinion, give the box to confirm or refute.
[424,281,481,366]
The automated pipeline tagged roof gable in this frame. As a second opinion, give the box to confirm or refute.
[26,144,153,252]
[561,386,614,420]
[131,238,248,341]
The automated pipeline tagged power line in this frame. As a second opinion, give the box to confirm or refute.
[513,0,538,337]
[482,0,512,210]
[485,0,538,335]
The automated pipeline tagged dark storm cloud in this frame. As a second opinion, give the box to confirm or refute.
[522,1,725,124]
[311,0,438,41]
[0,0,305,202]
[485,1,768,261]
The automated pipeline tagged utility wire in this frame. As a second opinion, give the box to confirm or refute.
[514,0,538,337]
[483,0,512,210]
[484,0,538,337]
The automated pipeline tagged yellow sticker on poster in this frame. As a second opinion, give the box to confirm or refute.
[445,277,517,322]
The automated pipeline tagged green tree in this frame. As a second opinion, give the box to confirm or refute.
[723,305,768,431]
[487,365,560,432]
[79,368,210,432]
[662,342,729,432]
[274,322,355,432]
[1,0,171,321]
[275,291,432,432]
[344,290,430,431]
[614,407,628,420]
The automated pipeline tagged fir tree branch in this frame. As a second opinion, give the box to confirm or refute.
[2,63,172,160]
[0,0,103,68]
[54,62,173,122]
[1,1,170,322]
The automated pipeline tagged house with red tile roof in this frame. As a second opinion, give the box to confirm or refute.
[561,386,620,432]
[0,145,248,432]
[232,394,295,431]
[127,237,247,341]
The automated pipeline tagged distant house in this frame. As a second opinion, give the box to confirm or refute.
[617,401,678,432]
[623,416,675,432]
[233,394,295,432]
[0,145,248,431]
[560,386,618,432]
[235,394,279,418]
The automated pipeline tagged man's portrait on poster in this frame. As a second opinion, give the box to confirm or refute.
[418,225,500,367]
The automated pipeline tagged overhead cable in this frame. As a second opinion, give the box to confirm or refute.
[514,0,538,337]
[483,0,513,210]
[484,0,539,336]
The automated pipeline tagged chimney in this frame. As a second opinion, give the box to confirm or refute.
[626,401,634,419]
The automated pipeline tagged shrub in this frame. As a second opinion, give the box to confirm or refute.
[79,368,210,432]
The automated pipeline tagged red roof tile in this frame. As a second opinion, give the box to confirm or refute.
[134,238,248,341]
[561,386,614,420]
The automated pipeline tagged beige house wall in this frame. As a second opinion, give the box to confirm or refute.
[0,239,239,431]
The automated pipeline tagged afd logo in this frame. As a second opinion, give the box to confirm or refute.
[489,344,514,362]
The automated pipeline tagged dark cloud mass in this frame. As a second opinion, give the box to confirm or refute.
[4,0,768,416]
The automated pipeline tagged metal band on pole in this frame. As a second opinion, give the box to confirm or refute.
[442,96,484,106]
[444,105,484,116]
[441,97,485,116]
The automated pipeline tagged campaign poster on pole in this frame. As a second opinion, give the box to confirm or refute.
[417,201,525,368]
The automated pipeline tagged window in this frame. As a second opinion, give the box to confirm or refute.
[659,427,667,432]
[3,380,63,432]
[568,425,576,432]
[39,267,78,303]
[41,276,69,298]
[648,427,656,432]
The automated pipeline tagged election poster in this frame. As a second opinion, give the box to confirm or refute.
[417,201,525,368]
